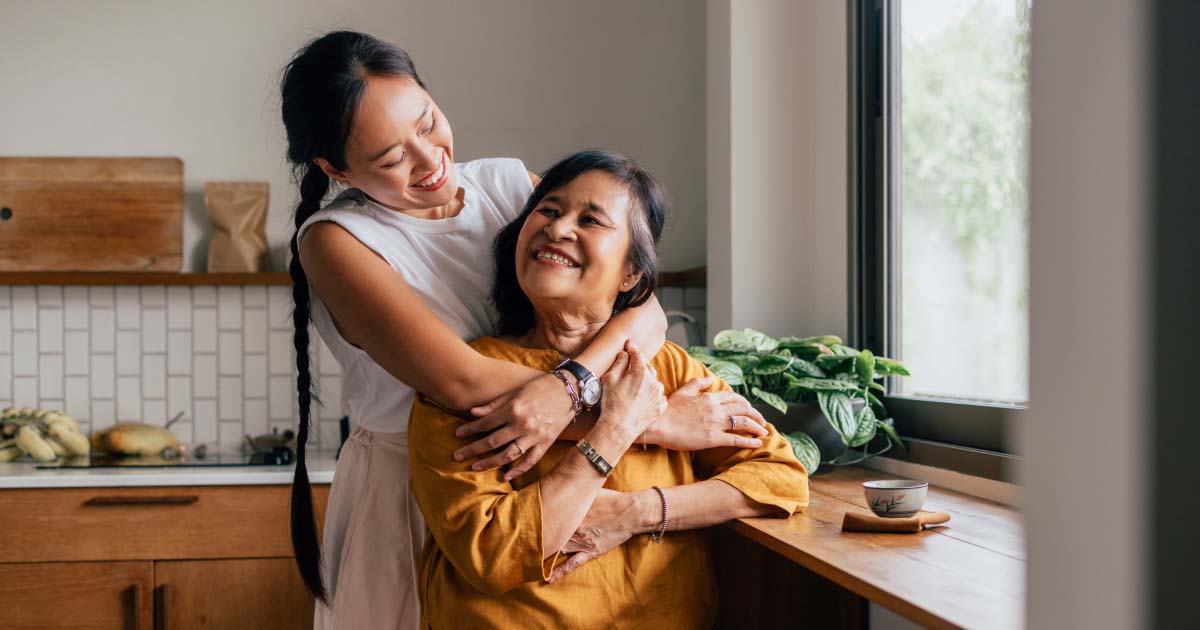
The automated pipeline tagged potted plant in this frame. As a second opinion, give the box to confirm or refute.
[686,329,910,475]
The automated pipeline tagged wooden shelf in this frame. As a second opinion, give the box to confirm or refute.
[0,272,291,286]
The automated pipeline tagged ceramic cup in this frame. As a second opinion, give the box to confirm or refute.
[863,479,928,518]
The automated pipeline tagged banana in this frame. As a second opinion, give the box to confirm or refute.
[44,413,81,434]
[46,437,68,457]
[47,422,90,456]
[16,425,56,462]
[0,445,22,462]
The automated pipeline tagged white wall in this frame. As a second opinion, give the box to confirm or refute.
[706,0,848,340]
[1022,0,1149,628]
[0,0,706,272]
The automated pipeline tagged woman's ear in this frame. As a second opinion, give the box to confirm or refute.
[314,158,349,185]
[619,264,644,293]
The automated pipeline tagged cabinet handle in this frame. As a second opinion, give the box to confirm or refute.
[131,583,143,630]
[84,495,199,506]
[155,584,168,630]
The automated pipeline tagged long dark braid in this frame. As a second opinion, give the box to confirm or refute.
[280,30,424,605]
[286,166,331,603]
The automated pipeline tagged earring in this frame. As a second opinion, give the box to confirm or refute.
[622,281,629,288]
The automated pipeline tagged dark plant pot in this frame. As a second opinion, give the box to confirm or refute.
[753,399,865,463]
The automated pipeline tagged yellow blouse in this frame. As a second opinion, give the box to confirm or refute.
[408,337,809,629]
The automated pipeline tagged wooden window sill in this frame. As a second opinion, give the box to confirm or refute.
[728,466,1023,630]
[0,272,291,285]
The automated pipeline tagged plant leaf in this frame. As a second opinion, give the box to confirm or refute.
[866,390,888,419]
[687,345,713,356]
[751,387,789,415]
[796,335,843,346]
[830,344,860,357]
[867,381,885,393]
[874,357,911,376]
[815,354,857,373]
[707,360,745,386]
[713,329,755,352]
[783,431,821,475]
[742,328,780,353]
[848,403,877,447]
[817,391,857,444]
[856,349,875,383]
[786,358,826,378]
[876,417,907,453]
[791,377,860,393]
[752,354,793,375]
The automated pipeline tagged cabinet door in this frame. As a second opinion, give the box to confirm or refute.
[0,561,153,630]
[155,558,315,630]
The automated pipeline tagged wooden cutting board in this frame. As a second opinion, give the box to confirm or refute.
[0,157,184,271]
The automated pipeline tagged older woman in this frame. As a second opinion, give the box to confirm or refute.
[408,150,809,628]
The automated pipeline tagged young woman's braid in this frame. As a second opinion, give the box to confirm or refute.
[288,164,330,604]
[280,29,425,604]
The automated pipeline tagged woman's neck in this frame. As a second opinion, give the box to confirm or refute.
[521,309,609,358]
[363,186,465,220]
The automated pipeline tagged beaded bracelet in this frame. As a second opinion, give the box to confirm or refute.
[650,485,668,543]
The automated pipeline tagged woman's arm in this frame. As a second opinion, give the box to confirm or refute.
[301,221,542,409]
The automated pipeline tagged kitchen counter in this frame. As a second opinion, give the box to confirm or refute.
[0,450,339,488]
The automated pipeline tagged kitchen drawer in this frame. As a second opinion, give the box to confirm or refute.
[156,558,315,630]
[0,561,153,629]
[0,484,329,563]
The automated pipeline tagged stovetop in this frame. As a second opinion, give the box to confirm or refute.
[36,447,294,469]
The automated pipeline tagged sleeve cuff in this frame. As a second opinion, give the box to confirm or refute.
[711,467,809,517]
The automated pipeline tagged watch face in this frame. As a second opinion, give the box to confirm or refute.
[582,379,602,406]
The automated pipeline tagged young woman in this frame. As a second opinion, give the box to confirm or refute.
[280,31,769,628]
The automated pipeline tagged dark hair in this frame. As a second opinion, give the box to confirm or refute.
[491,150,670,336]
[280,30,424,605]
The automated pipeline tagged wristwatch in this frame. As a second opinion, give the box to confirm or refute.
[555,358,602,408]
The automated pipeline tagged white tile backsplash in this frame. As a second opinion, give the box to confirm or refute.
[64,287,89,328]
[218,331,243,375]
[90,354,115,398]
[13,332,37,376]
[143,354,166,399]
[115,331,141,376]
[38,355,63,399]
[0,286,342,448]
[12,287,37,330]
[142,309,167,353]
[192,308,217,353]
[37,309,63,352]
[90,308,115,353]
[115,287,140,329]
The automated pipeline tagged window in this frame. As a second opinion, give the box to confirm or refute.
[852,0,1030,460]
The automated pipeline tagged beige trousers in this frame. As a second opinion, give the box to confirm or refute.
[314,427,425,630]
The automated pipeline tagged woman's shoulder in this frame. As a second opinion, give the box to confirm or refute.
[457,157,534,221]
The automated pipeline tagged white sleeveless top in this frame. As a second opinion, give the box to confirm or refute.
[298,158,533,433]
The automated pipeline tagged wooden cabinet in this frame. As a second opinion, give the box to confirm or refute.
[0,484,329,630]
[155,559,315,630]
[0,561,153,630]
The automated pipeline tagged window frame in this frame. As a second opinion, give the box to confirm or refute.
[848,0,1023,477]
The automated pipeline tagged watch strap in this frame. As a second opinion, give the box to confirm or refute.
[555,358,595,388]
[575,439,613,476]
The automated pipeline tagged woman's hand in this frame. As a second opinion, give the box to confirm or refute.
[548,489,647,582]
[595,341,667,442]
[643,376,769,451]
[453,373,575,479]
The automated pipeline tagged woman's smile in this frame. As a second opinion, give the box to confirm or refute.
[532,245,581,269]
[410,151,449,191]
